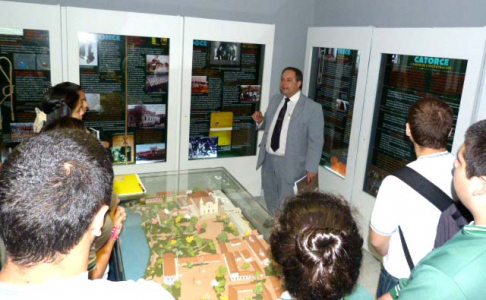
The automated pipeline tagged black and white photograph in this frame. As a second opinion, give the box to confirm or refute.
[111,146,132,164]
[210,41,241,66]
[79,41,97,66]
[189,136,218,159]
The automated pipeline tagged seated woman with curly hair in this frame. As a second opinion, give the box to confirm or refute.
[270,192,369,300]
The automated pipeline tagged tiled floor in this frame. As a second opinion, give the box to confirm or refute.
[359,249,381,297]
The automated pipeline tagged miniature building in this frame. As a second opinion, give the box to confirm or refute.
[230,238,242,246]
[228,283,272,300]
[241,249,253,262]
[189,190,219,217]
[250,261,263,276]
[245,235,270,265]
[157,191,173,201]
[144,196,164,204]
[178,254,221,266]
[228,212,252,236]
[162,253,178,285]
[219,241,229,255]
[224,252,252,281]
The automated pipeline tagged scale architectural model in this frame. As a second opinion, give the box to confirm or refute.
[123,188,283,300]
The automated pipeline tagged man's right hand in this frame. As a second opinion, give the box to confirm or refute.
[252,111,263,124]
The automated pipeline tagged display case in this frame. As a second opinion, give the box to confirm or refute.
[113,167,279,300]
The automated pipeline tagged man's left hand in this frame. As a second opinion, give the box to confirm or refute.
[306,171,317,184]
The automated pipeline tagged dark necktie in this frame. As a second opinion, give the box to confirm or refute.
[270,97,290,151]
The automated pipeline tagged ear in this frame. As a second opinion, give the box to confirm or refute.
[470,176,486,196]
[91,205,109,238]
[405,123,412,137]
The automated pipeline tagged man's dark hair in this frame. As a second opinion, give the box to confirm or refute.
[40,82,83,128]
[407,97,453,149]
[464,119,486,178]
[270,192,363,300]
[0,129,113,267]
[282,67,303,89]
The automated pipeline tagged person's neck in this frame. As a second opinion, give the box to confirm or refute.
[285,90,300,99]
[414,145,447,158]
[470,202,486,226]
[0,236,91,285]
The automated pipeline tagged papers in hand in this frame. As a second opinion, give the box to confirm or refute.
[293,174,318,195]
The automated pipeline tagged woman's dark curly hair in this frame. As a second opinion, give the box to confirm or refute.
[270,192,363,300]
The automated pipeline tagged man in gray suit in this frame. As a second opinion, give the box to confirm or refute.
[252,67,324,214]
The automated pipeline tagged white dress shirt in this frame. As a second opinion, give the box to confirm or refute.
[265,91,301,156]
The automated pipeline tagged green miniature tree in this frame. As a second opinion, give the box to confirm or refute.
[216,232,229,243]
[241,263,251,270]
[254,282,264,300]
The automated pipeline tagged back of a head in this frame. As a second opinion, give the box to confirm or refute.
[270,192,363,300]
[407,97,453,149]
[0,129,113,267]
[40,82,82,128]
[464,119,486,178]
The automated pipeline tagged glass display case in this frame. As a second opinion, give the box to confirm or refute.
[112,167,280,300]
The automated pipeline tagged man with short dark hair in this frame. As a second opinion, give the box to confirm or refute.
[0,129,173,299]
[252,67,324,214]
[380,119,486,299]
[370,97,456,297]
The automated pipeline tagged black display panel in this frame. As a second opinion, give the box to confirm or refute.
[189,40,264,160]
[364,54,467,196]
[0,28,51,159]
[78,33,169,164]
[309,47,360,177]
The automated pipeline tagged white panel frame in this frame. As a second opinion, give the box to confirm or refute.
[0,1,63,85]
[63,7,183,175]
[352,27,486,250]
[180,17,275,196]
[303,27,373,201]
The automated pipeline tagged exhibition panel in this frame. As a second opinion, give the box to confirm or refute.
[180,17,275,196]
[0,1,62,161]
[303,27,373,200]
[64,7,183,174]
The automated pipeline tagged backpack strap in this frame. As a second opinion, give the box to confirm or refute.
[393,166,453,211]
[398,226,415,271]
[392,166,453,272]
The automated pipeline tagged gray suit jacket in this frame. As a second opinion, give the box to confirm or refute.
[256,93,324,184]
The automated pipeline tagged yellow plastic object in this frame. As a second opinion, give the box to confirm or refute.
[113,174,146,200]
